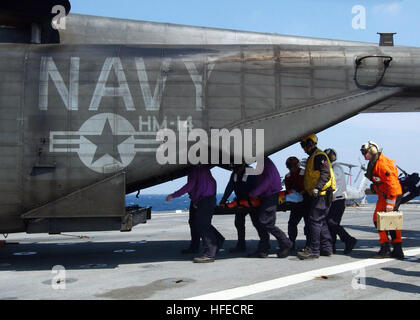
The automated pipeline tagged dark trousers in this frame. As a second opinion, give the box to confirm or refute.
[189,195,225,258]
[327,199,353,247]
[234,209,261,247]
[234,211,247,247]
[308,195,333,255]
[188,202,201,251]
[253,194,291,253]
[288,202,309,245]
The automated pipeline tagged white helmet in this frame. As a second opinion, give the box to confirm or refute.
[324,148,337,163]
[361,141,379,155]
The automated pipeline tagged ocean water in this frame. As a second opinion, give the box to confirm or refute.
[126,193,418,212]
[125,194,228,212]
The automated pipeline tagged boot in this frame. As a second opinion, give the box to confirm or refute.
[193,256,215,263]
[320,250,332,257]
[297,250,319,260]
[344,237,358,255]
[277,242,293,258]
[372,242,391,259]
[391,242,405,260]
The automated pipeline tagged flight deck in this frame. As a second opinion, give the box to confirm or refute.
[0,204,419,300]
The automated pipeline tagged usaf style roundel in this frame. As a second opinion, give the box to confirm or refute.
[78,113,136,173]
[49,113,160,174]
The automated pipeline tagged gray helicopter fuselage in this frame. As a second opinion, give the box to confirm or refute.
[1,14,419,234]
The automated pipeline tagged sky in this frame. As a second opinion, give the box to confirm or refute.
[70,0,420,194]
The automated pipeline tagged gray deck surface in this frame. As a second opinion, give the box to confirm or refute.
[0,204,419,300]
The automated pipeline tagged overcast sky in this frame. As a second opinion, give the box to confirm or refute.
[71,0,420,194]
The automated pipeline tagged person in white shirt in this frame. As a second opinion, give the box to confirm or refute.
[324,149,357,255]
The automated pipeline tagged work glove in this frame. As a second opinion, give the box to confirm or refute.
[386,205,394,212]
[312,189,319,198]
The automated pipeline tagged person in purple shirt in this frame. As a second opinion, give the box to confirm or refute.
[166,165,225,263]
[248,156,293,258]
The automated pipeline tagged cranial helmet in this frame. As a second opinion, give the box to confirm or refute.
[360,141,379,155]
[300,134,318,149]
[324,148,337,163]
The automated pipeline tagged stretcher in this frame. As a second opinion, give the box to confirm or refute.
[213,202,297,215]
[213,191,300,215]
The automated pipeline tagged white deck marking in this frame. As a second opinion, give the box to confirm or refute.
[186,247,420,300]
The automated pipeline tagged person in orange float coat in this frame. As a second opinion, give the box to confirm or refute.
[361,141,404,259]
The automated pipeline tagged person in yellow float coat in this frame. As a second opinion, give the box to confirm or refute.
[298,134,336,260]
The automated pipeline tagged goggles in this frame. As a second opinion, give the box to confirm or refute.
[300,140,314,149]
